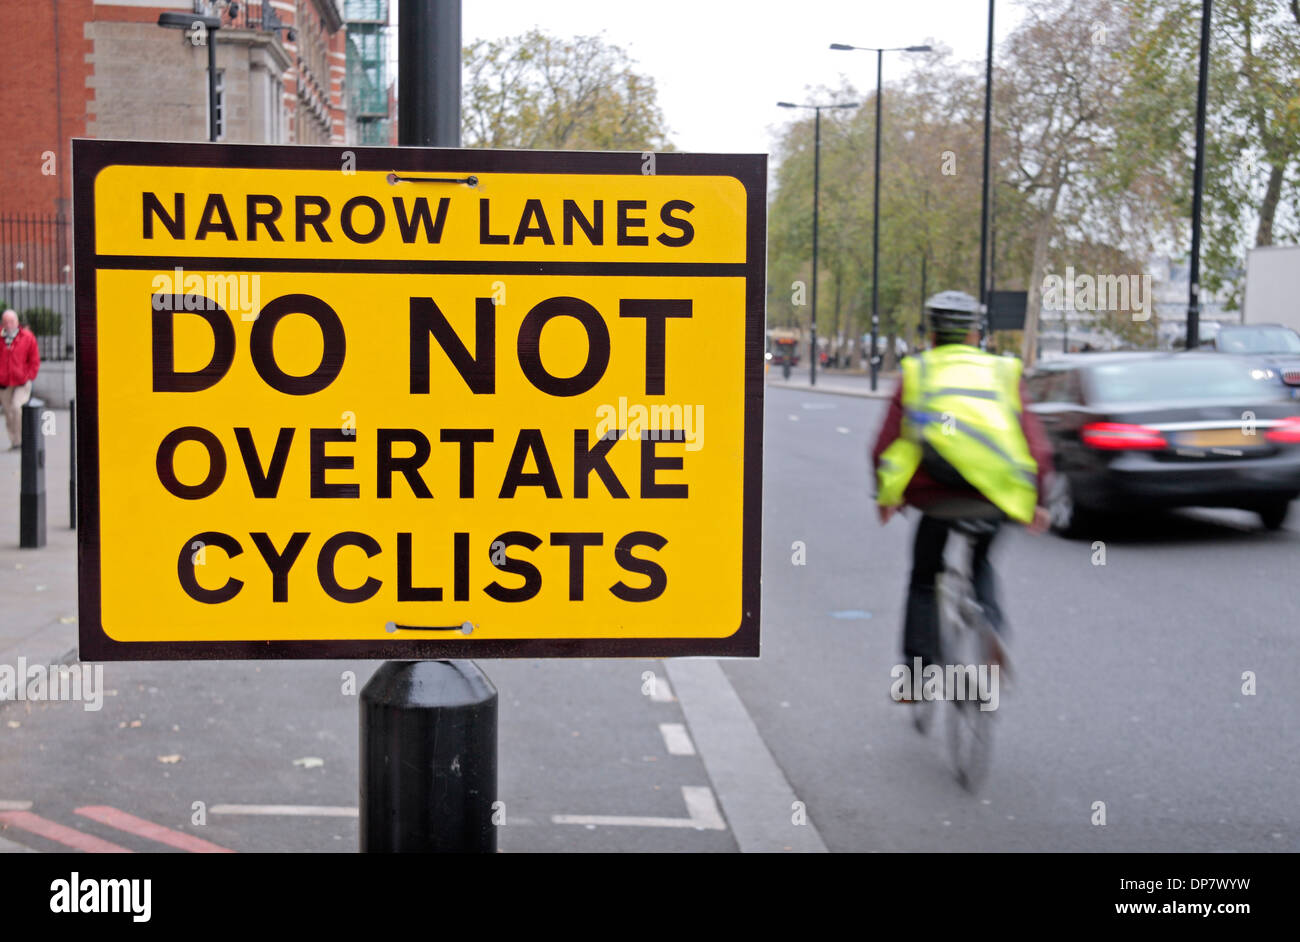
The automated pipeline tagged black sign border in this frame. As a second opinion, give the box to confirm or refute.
[73,139,764,660]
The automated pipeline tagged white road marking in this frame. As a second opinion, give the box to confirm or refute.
[788,414,799,421]
[649,674,676,702]
[658,722,696,756]
[210,804,358,817]
[667,659,828,853]
[681,787,726,829]
[206,803,533,825]
[836,426,851,434]
[551,786,725,830]
[0,800,33,811]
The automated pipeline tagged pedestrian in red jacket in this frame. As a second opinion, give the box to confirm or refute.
[0,309,41,449]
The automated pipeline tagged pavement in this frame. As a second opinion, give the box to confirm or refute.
[0,408,78,671]
[765,368,898,400]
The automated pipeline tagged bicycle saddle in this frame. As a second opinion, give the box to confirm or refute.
[951,517,1001,537]
[926,497,1004,524]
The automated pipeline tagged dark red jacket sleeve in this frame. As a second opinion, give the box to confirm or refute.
[1018,379,1053,505]
[870,383,905,482]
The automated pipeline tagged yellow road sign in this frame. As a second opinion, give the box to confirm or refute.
[74,141,764,659]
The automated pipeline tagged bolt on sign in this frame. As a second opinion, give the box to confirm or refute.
[73,141,764,659]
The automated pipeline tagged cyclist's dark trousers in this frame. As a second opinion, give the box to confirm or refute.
[903,514,1005,668]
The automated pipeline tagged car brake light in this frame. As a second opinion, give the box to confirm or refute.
[1266,416,1300,443]
[1081,422,1167,450]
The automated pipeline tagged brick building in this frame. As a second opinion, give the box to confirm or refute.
[0,0,359,402]
[0,0,350,219]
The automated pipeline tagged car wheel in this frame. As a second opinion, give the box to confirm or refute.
[1047,473,1090,538]
[1257,500,1290,531]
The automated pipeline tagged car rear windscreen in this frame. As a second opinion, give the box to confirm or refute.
[1217,327,1300,354]
[1089,359,1286,402]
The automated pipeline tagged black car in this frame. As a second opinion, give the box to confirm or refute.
[1025,352,1300,535]
[1205,323,1300,398]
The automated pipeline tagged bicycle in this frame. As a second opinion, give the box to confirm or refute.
[910,514,1003,793]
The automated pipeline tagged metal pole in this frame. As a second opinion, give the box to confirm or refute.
[920,191,929,345]
[69,397,76,530]
[870,50,882,390]
[977,0,995,347]
[920,254,928,341]
[811,107,820,387]
[360,660,498,852]
[20,398,46,549]
[989,184,998,298]
[399,0,462,147]
[207,29,218,142]
[361,0,496,855]
[1186,0,1212,351]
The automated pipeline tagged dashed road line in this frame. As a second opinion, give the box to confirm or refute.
[658,722,696,756]
[649,673,676,702]
[552,786,725,830]
[210,804,359,817]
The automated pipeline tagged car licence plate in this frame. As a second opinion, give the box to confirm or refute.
[1179,428,1257,448]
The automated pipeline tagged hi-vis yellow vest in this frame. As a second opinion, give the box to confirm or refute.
[876,345,1039,523]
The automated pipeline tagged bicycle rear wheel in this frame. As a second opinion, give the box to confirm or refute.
[937,573,996,792]
[911,694,937,735]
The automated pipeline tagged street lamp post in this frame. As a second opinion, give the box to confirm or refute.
[157,12,223,142]
[831,42,931,390]
[1187,0,1212,351]
[777,100,860,387]
[978,1,995,349]
[158,5,295,143]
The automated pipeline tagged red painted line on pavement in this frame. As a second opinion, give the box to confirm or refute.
[0,810,133,853]
[75,806,234,854]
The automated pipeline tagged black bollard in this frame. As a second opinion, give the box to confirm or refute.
[360,660,498,853]
[69,397,76,530]
[19,397,46,548]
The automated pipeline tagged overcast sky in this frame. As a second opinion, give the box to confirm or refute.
[456,0,1026,155]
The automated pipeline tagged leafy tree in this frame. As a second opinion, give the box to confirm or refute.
[768,0,1296,367]
[993,0,1160,364]
[767,52,993,368]
[767,85,872,363]
[462,30,672,151]
[1122,0,1300,307]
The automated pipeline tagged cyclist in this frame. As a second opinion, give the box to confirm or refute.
[871,290,1053,697]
